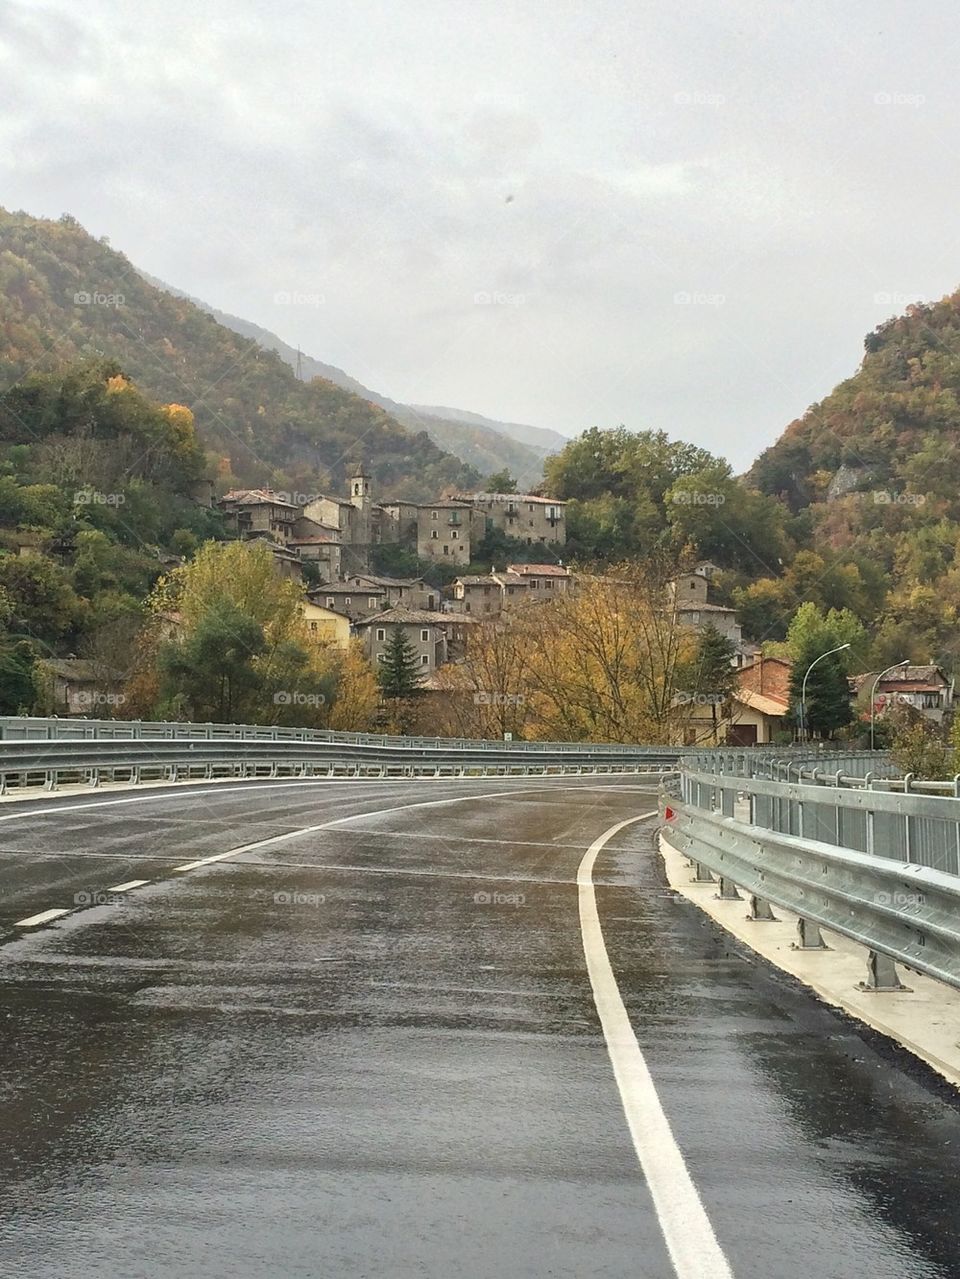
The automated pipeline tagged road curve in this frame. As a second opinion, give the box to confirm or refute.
[1,776,960,1278]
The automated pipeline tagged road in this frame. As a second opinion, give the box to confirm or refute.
[2,776,960,1278]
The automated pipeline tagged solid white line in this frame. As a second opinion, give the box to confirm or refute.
[168,784,611,873]
[105,879,149,892]
[578,812,734,1279]
[0,776,648,826]
[15,908,70,927]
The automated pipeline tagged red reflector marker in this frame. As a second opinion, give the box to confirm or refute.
[664,806,675,821]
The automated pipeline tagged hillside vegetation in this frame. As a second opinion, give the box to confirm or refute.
[0,209,478,501]
[137,270,551,486]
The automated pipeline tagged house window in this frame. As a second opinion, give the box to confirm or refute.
[376,628,386,641]
[431,530,438,540]
[326,598,334,608]
[431,510,439,520]
[451,530,459,540]
[376,653,385,663]
[345,597,352,606]
[368,597,377,607]
[465,604,471,613]
[529,580,538,588]
[420,629,429,641]
[309,621,318,631]
[545,580,553,589]
[420,654,429,665]
[528,504,533,511]
[443,545,449,555]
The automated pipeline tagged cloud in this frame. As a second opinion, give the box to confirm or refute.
[0,0,958,469]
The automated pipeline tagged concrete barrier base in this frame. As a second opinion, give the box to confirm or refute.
[659,829,960,1090]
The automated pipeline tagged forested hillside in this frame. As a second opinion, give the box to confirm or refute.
[542,292,960,676]
[0,360,223,710]
[0,209,479,500]
[136,270,552,488]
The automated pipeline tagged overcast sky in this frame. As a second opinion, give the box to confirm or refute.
[1,0,957,469]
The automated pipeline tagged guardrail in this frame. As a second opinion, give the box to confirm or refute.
[0,715,689,754]
[0,735,682,794]
[663,749,960,992]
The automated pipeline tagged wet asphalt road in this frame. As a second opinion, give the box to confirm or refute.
[2,777,960,1278]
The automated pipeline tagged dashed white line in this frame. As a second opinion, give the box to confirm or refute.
[106,879,149,892]
[578,812,733,1279]
[15,908,70,927]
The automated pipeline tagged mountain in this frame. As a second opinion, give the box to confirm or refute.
[410,405,567,455]
[750,291,960,518]
[738,287,960,668]
[0,209,479,501]
[137,271,556,487]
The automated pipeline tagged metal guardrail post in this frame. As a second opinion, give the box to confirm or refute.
[794,919,828,950]
[859,951,910,992]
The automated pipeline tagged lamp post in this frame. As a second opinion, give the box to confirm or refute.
[870,659,910,751]
[800,643,851,742]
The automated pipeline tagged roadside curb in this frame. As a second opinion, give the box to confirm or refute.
[658,828,960,1091]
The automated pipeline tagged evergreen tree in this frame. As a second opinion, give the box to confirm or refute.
[689,623,737,739]
[788,640,853,739]
[377,626,423,701]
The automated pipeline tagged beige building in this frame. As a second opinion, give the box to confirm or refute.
[506,563,573,595]
[342,575,439,611]
[300,599,351,650]
[669,569,743,649]
[457,492,567,547]
[416,501,480,565]
[218,490,299,543]
[310,582,386,623]
[357,608,452,674]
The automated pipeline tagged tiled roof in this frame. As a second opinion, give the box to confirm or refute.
[507,563,570,576]
[734,688,789,716]
[357,607,453,626]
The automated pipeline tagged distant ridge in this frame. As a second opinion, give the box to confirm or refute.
[137,270,561,486]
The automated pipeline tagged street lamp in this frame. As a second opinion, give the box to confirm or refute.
[800,643,851,742]
[870,659,910,751]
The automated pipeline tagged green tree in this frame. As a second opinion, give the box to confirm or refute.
[686,624,737,738]
[484,469,518,494]
[894,706,955,780]
[788,639,854,739]
[377,627,423,701]
[157,600,265,722]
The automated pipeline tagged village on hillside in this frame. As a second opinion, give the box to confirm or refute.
[33,466,948,748]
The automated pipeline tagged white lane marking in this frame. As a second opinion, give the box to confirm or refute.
[105,879,149,892]
[0,776,647,826]
[15,908,70,927]
[167,783,635,873]
[578,813,734,1279]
